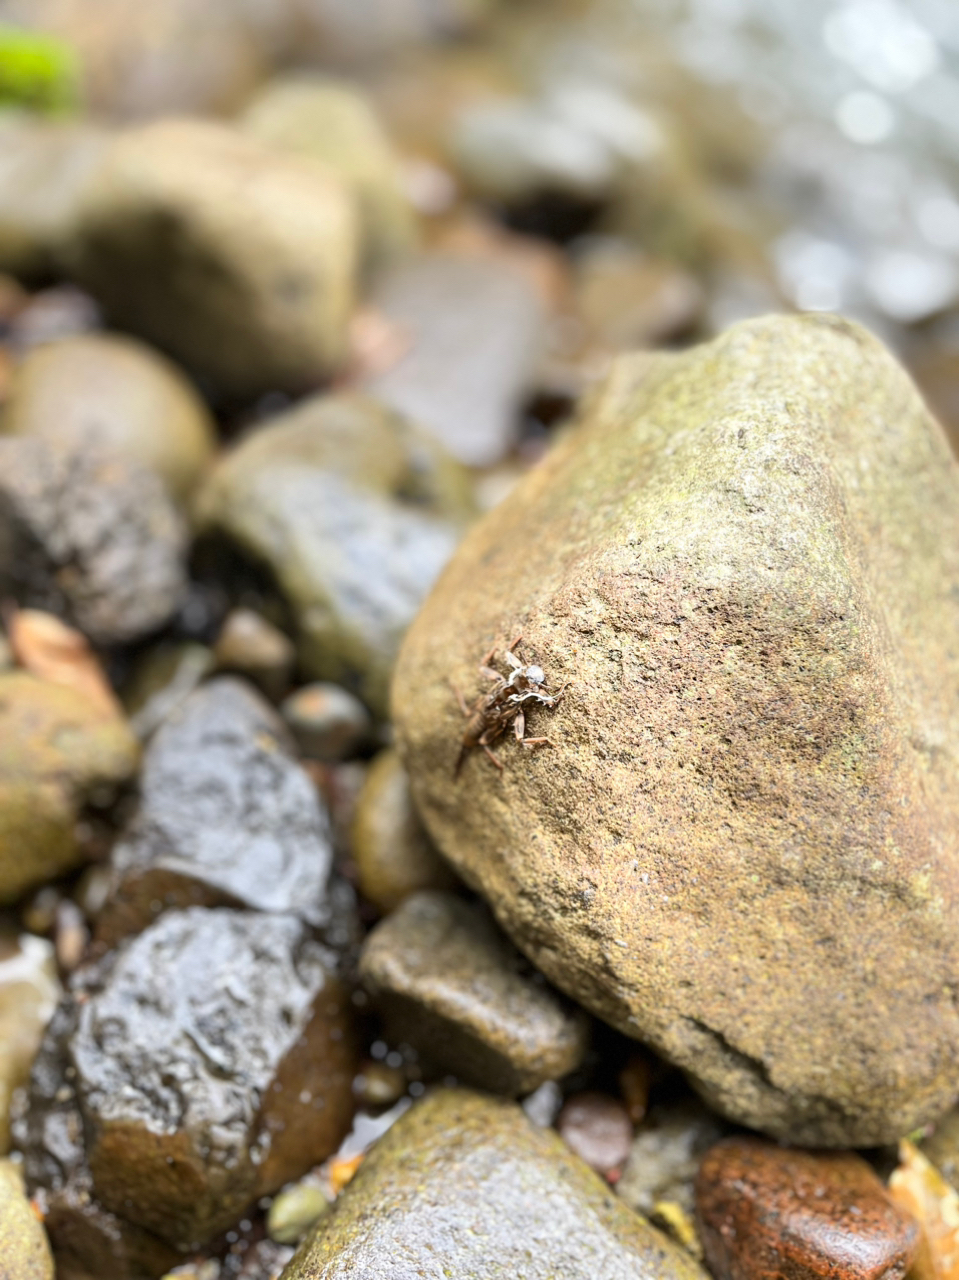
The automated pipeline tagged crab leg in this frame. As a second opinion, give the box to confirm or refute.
[449,678,470,718]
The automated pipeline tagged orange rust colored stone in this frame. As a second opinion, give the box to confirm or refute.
[695,1138,918,1280]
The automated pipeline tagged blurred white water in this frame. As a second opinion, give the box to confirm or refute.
[631,0,959,331]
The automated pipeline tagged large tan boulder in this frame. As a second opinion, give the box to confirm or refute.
[64,120,359,399]
[393,314,959,1146]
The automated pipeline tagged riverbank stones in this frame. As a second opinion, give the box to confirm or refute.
[1,334,216,503]
[363,252,546,467]
[241,75,417,274]
[0,933,59,1153]
[21,908,355,1254]
[0,436,187,645]
[351,749,457,914]
[0,673,138,903]
[0,1159,54,1280]
[695,1138,918,1280]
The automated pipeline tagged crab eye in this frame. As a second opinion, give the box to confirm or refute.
[526,665,545,684]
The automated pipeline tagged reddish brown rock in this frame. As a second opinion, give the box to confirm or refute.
[695,1138,918,1280]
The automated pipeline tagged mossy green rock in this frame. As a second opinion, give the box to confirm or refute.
[281,1088,707,1280]
[0,1160,53,1280]
[393,314,959,1146]
[0,673,139,903]
[197,392,475,716]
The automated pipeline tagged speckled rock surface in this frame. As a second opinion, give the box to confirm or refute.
[0,436,187,645]
[96,677,335,945]
[363,252,546,467]
[1,334,216,503]
[0,673,139,903]
[351,748,457,914]
[196,391,474,716]
[360,891,589,1094]
[241,75,417,273]
[393,314,959,1145]
[21,908,355,1254]
[0,1159,54,1280]
[281,1088,708,1280]
[695,1138,918,1280]
[65,119,358,399]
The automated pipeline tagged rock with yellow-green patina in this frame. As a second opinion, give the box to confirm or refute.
[0,1159,53,1280]
[393,314,959,1147]
[280,1088,707,1280]
[0,673,139,904]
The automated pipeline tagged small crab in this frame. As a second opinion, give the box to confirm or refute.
[450,634,567,774]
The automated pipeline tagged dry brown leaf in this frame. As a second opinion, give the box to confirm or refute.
[8,608,121,717]
[890,1140,959,1280]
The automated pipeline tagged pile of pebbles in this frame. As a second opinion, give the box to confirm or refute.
[0,3,959,1280]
